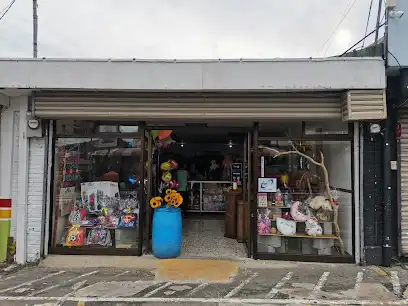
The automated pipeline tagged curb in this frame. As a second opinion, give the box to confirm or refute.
[39,255,354,270]
[0,264,18,274]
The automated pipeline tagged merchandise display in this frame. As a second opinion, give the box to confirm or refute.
[202,183,226,212]
[187,181,230,213]
[60,184,139,248]
[257,139,349,256]
[52,136,143,250]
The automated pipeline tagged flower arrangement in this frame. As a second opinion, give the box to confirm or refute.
[150,189,183,209]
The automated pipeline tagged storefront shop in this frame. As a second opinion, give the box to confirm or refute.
[0,57,386,264]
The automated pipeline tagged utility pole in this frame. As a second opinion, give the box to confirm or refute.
[33,0,38,58]
[374,0,383,44]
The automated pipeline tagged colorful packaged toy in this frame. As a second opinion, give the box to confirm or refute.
[64,225,85,247]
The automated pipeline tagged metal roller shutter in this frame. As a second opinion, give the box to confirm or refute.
[400,108,408,255]
[33,91,343,121]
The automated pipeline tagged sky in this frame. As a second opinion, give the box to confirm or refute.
[0,0,385,59]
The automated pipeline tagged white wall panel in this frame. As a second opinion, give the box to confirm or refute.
[26,137,46,262]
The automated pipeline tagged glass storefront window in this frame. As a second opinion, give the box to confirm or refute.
[51,136,143,252]
[257,140,352,257]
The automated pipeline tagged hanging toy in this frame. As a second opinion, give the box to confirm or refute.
[280,173,289,186]
[162,136,176,148]
[160,162,171,171]
[162,171,172,183]
[168,159,178,170]
[158,181,168,194]
[158,130,173,140]
[156,139,163,149]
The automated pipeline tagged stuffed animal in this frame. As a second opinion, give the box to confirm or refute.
[305,218,323,236]
[276,218,296,235]
[290,201,312,222]
[308,196,333,211]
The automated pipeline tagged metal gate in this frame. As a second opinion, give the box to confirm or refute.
[399,108,408,254]
[32,91,344,121]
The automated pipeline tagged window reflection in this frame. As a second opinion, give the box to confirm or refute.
[52,137,142,250]
[257,140,352,257]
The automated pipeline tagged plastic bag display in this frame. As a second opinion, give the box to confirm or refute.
[117,213,137,228]
[81,181,119,213]
[118,191,139,210]
[68,209,87,226]
[257,211,271,234]
[85,228,112,247]
[64,225,85,247]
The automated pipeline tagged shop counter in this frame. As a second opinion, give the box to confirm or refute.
[186,180,232,213]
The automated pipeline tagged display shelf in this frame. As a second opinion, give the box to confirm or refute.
[268,219,335,224]
[259,233,338,239]
[258,206,290,209]
[187,180,231,213]
[66,225,137,230]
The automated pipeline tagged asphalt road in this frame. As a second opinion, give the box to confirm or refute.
[1,263,408,305]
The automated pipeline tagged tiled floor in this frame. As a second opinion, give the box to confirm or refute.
[180,214,247,258]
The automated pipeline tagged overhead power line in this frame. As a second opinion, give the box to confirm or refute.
[0,0,17,22]
[318,0,358,57]
[361,0,374,48]
[374,0,384,44]
[339,22,385,56]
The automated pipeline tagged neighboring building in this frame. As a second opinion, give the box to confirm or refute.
[0,57,386,265]
[386,0,408,265]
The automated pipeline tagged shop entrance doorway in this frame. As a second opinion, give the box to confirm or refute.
[146,124,252,258]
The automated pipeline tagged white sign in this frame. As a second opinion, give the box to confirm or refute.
[258,177,277,193]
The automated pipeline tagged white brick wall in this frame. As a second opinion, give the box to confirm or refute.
[10,111,19,239]
[26,137,46,262]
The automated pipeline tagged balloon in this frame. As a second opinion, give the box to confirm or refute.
[160,162,171,171]
[162,171,172,183]
[158,130,172,140]
[168,159,178,170]
[175,182,180,189]
[151,130,159,139]
[169,180,176,189]
[281,174,289,185]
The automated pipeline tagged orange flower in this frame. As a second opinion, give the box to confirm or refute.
[176,194,183,206]
[164,194,172,203]
[150,196,163,209]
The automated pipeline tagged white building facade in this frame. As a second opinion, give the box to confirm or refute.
[0,57,386,264]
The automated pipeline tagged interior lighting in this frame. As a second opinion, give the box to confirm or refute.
[228,140,233,148]
[180,140,185,147]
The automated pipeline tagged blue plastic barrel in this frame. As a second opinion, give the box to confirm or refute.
[152,206,182,258]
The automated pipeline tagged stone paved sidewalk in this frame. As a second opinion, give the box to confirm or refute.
[1,260,408,305]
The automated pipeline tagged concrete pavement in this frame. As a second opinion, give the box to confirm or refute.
[1,259,408,305]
